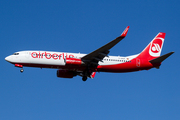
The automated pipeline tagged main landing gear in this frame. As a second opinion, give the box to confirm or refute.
[82,68,92,81]
[82,76,87,81]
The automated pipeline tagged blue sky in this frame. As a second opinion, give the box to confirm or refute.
[0,0,179,119]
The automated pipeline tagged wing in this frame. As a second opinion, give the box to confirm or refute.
[81,26,130,66]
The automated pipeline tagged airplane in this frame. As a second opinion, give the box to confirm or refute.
[5,26,174,81]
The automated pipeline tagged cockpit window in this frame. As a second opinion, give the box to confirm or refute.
[13,53,19,55]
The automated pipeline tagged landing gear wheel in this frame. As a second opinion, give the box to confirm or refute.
[20,68,24,73]
[82,76,87,81]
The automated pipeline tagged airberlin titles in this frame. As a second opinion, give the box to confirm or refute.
[31,52,75,60]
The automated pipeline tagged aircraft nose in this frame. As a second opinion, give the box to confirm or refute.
[5,56,12,62]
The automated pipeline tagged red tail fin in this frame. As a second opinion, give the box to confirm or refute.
[137,32,166,60]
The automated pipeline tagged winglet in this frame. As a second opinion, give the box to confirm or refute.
[120,26,130,37]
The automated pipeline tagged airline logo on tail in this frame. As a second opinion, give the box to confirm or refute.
[152,43,161,52]
[149,33,165,57]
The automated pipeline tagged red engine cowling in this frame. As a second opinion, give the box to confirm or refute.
[57,70,76,78]
[65,58,84,66]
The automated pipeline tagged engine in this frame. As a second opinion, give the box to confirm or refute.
[57,70,77,78]
[65,58,85,66]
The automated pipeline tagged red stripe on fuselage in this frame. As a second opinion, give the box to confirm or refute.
[12,58,156,73]
[97,58,154,73]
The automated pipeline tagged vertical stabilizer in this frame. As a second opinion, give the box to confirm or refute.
[137,32,166,60]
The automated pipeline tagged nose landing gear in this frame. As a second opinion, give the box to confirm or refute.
[20,68,24,73]
[15,64,24,73]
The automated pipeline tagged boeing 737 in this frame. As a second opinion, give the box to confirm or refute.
[5,26,174,81]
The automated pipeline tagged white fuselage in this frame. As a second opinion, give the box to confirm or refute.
[5,50,138,70]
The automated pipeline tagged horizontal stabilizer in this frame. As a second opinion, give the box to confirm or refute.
[149,51,174,64]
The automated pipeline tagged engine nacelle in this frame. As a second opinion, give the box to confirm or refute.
[65,58,85,66]
[57,70,76,78]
